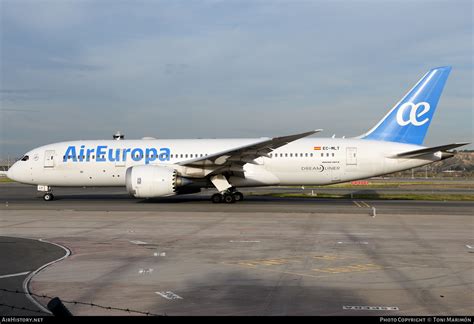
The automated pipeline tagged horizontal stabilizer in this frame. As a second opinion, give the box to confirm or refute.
[393,142,470,158]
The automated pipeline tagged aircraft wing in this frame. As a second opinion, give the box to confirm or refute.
[392,142,470,158]
[178,129,322,168]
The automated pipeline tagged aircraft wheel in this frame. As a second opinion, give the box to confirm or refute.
[232,192,244,202]
[43,193,54,201]
[223,193,235,204]
[211,193,223,203]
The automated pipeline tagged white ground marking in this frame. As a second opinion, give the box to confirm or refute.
[343,306,399,311]
[155,291,183,300]
[0,271,30,279]
[229,240,261,243]
[138,268,154,274]
[337,241,369,245]
[153,252,166,257]
[23,239,71,315]
[466,245,474,249]
[129,240,148,245]
[318,232,369,236]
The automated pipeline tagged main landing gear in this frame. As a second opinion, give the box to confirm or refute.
[209,175,243,204]
[211,190,244,204]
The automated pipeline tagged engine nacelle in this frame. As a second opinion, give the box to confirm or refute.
[126,165,186,198]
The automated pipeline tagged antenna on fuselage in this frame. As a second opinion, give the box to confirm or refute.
[113,131,124,140]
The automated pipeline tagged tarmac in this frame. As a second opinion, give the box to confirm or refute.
[0,236,66,316]
[0,183,473,316]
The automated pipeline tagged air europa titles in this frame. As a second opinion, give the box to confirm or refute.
[63,145,171,164]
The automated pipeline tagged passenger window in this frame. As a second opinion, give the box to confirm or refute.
[285,153,288,157]
[305,153,308,157]
[321,153,324,157]
[332,153,335,157]
[310,153,313,157]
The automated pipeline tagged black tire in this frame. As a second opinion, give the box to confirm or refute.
[232,192,244,202]
[43,193,54,201]
[211,193,223,203]
[223,193,235,204]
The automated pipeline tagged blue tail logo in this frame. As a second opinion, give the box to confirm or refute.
[362,66,451,145]
[396,101,431,126]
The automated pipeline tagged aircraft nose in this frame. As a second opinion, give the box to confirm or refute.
[7,162,21,182]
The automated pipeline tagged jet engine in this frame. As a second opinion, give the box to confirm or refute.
[125,165,192,198]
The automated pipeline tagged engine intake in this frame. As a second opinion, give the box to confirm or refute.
[126,165,190,198]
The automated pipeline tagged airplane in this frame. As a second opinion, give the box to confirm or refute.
[6,66,469,203]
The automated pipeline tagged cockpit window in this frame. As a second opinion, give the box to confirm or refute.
[21,155,29,161]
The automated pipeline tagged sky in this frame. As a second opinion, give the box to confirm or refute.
[1,0,472,157]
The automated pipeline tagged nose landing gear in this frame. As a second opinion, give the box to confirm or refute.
[43,193,55,201]
[38,185,54,201]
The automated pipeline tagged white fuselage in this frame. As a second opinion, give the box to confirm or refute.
[8,138,440,188]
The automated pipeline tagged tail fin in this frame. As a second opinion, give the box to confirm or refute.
[361,66,451,145]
